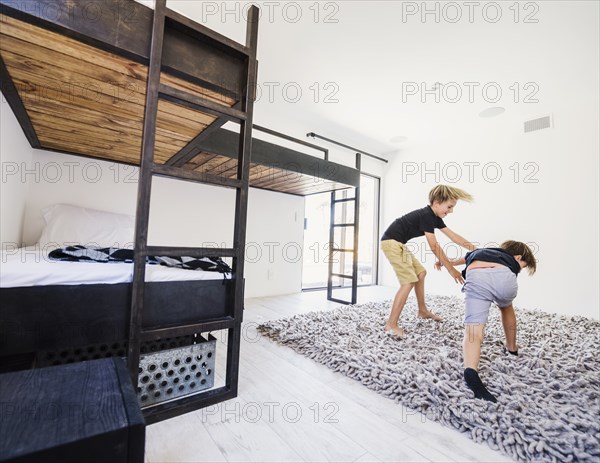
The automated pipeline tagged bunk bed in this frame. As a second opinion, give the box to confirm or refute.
[0,0,361,423]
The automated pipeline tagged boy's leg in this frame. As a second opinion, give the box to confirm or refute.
[414,270,442,321]
[463,323,497,402]
[463,278,497,402]
[385,283,414,336]
[380,240,418,336]
[500,303,518,353]
[463,324,485,370]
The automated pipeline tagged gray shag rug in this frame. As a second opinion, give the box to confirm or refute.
[257,295,600,462]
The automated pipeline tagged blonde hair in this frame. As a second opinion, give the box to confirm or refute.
[500,240,537,275]
[428,185,474,205]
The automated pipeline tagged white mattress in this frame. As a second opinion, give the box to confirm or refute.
[0,248,227,288]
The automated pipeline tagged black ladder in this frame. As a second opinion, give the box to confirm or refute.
[327,154,361,305]
[127,0,258,423]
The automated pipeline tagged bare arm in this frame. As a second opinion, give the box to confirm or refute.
[434,256,465,270]
[425,232,464,284]
[449,256,466,266]
[440,227,477,251]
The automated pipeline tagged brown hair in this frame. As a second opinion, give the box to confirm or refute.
[500,240,537,275]
[428,185,474,205]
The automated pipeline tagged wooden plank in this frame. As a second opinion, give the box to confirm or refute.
[181,152,218,171]
[152,164,242,189]
[195,156,238,177]
[248,162,337,192]
[1,48,217,128]
[1,14,236,166]
[248,167,349,195]
[30,112,185,160]
[8,75,213,145]
[184,152,353,196]
[23,97,201,145]
[187,153,235,175]
[0,15,234,106]
[5,76,211,163]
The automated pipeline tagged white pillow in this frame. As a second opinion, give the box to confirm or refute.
[37,204,135,250]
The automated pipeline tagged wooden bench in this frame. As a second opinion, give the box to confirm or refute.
[0,358,145,462]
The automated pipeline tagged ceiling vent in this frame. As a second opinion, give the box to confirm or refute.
[524,115,552,133]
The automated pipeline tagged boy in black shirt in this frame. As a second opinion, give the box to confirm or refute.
[441,240,537,402]
[380,185,477,337]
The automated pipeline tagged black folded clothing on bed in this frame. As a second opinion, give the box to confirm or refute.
[49,245,232,274]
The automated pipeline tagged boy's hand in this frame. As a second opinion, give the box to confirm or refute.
[434,261,443,271]
[449,268,464,284]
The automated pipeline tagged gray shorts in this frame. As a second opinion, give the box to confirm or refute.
[462,267,518,324]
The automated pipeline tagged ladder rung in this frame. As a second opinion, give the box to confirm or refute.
[332,197,355,203]
[159,84,247,121]
[146,246,237,258]
[153,164,243,189]
[331,273,353,279]
[141,318,236,342]
[332,223,355,227]
[332,248,355,253]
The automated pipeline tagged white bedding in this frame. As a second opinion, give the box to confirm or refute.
[0,248,227,288]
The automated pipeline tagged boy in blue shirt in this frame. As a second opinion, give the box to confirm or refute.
[440,240,537,402]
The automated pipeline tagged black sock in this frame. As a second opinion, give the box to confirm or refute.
[464,368,497,403]
[503,346,518,356]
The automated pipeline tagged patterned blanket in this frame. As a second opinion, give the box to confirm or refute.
[49,245,232,274]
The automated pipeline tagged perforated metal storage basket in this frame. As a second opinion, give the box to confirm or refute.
[36,334,216,407]
[137,334,216,407]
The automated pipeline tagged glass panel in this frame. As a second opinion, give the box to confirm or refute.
[332,250,352,276]
[333,227,354,251]
[334,201,355,224]
[357,175,378,285]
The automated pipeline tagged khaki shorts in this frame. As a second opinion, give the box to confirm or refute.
[381,239,425,284]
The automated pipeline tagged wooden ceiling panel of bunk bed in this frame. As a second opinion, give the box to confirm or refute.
[182,151,352,196]
[250,167,344,195]
[184,152,239,177]
[178,128,361,195]
[0,14,237,165]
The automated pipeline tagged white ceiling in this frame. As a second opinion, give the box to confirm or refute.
[165,1,599,160]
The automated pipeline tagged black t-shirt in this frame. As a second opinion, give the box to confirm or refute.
[462,248,521,278]
[381,206,446,244]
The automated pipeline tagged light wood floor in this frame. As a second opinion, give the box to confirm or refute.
[145,286,513,463]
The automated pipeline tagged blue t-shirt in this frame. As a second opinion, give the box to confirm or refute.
[381,206,446,244]
[462,248,521,278]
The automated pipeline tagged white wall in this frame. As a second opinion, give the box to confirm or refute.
[15,150,304,298]
[0,100,33,246]
[246,187,304,297]
[379,2,599,320]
